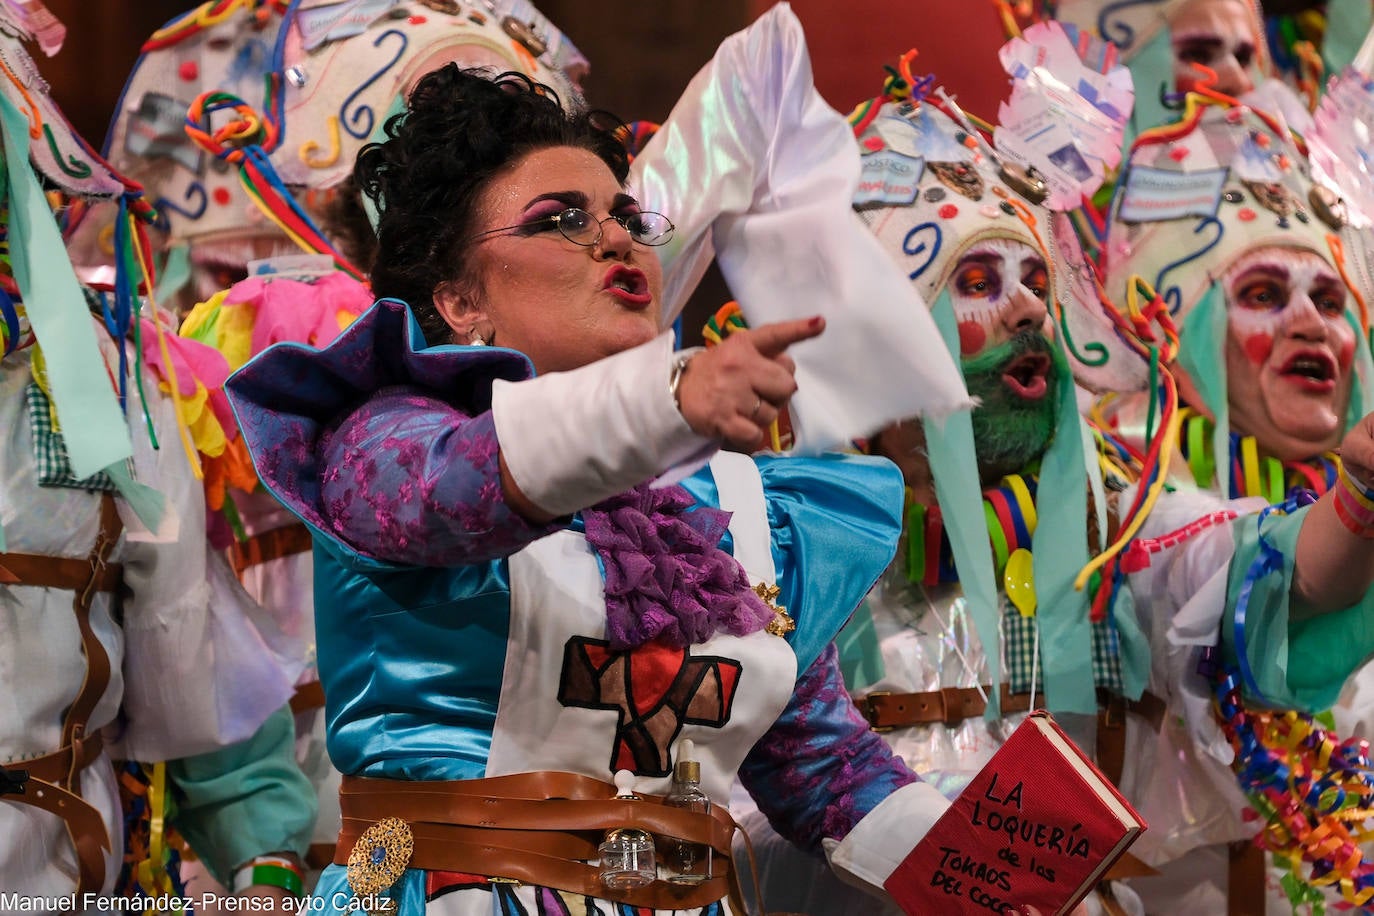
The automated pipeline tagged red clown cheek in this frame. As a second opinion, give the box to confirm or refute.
[1338,337,1356,371]
[1242,332,1274,366]
[958,321,988,357]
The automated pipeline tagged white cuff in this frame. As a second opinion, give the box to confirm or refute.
[491,332,717,517]
[824,780,952,896]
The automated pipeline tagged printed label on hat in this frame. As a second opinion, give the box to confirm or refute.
[1118,165,1228,222]
[125,92,202,175]
[297,0,406,51]
[855,151,925,207]
[876,108,971,164]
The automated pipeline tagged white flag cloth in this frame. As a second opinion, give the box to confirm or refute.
[630,2,972,453]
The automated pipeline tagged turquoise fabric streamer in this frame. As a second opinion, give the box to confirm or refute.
[1179,281,1231,496]
[1128,27,1177,141]
[0,92,132,479]
[0,91,164,531]
[1031,346,1097,714]
[836,599,886,690]
[1344,310,1374,431]
[1324,0,1373,76]
[154,243,192,308]
[920,288,1004,718]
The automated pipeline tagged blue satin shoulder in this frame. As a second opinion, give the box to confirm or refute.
[681,452,904,672]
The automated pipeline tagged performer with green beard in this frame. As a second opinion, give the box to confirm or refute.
[734,25,1155,916]
[960,330,1062,483]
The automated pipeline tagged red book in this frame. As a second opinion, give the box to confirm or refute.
[883,711,1146,916]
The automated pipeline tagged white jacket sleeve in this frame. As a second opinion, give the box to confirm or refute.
[491,332,716,517]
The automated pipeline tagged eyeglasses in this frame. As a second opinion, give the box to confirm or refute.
[467,207,675,248]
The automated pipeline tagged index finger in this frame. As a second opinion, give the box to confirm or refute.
[747,315,826,358]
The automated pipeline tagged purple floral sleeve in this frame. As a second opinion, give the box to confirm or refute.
[317,386,564,566]
[739,642,920,851]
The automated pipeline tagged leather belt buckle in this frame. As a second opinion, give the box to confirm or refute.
[862,692,894,732]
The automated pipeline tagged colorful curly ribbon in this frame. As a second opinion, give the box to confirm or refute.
[1215,667,1374,910]
[142,0,287,52]
[1075,276,1183,623]
[116,761,189,909]
[700,301,786,452]
[845,50,934,137]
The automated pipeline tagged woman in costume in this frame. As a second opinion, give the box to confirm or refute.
[0,2,315,900]
[82,0,593,876]
[224,7,996,914]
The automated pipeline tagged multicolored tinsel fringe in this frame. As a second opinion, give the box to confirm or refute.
[1215,667,1374,911]
[116,761,191,909]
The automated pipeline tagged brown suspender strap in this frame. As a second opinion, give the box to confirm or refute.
[1094,688,1168,788]
[1228,841,1267,916]
[0,493,123,894]
[15,731,105,787]
[335,772,737,910]
[230,523,314,576]
[59,494,122,788]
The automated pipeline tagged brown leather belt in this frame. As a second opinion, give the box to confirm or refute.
[230,523,313,575]
[860,684,1033,730]
[859,684,1166,732]
[335,771,736,909]
[0,493,122,894]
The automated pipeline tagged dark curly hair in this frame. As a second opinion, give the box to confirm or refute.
[355,65,630,344]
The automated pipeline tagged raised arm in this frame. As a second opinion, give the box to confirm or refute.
[1293,412,1374,612]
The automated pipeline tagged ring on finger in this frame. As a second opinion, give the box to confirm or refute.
[750,397,764,420]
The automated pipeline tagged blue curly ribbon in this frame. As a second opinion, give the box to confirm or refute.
[1231,493,1316,700]
[0,285,20,356]
[1155,216,1224,314]
[1096,0,1170,51]
[152,181,208,230]
[340,29,409,140]
[901,221,942,281]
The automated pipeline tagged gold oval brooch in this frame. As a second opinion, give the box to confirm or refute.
[347,817,414,903]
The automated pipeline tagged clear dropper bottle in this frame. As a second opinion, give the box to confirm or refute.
[662,739,712,884]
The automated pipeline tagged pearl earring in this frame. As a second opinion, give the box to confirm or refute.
[470,333,486,347]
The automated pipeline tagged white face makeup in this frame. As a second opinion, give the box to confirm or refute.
[1220,246,1357,457]
[946,237,1052,358]
[1168,0,1259,97]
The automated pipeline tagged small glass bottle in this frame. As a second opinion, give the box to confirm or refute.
[598,770,657,890]
[662,739,712,884]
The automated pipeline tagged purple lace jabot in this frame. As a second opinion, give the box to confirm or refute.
[582,483,774,650]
